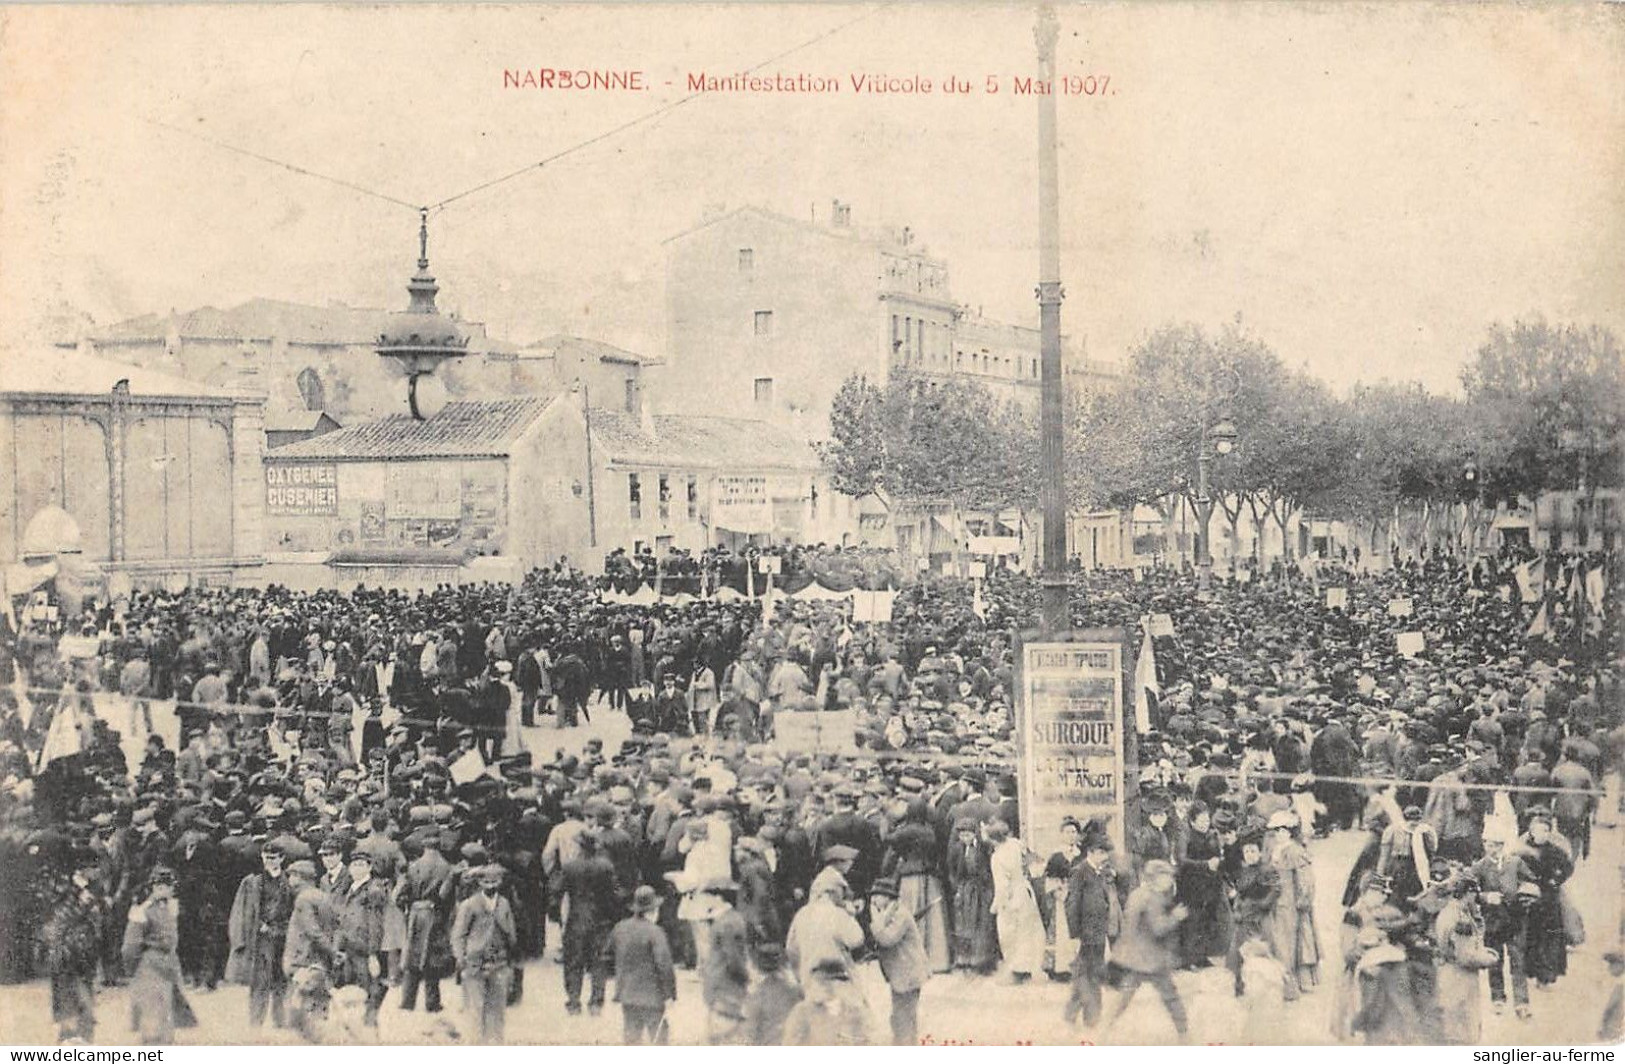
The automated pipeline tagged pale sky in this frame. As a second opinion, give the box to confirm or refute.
[2,2,1621,395]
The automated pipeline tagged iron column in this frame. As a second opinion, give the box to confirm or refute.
[1035,2,1069,635]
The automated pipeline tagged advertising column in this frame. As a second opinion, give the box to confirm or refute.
[1016,640,1128,860]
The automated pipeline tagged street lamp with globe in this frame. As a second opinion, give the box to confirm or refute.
[1195,415,1239,590]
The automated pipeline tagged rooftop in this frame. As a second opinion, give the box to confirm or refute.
[590,408,822,471]
[267,397,554,461]
[89,298,393,346]
[0,349,242,400]
[663,204,944,265]
[517,333,664,367]
[264,409,340,433]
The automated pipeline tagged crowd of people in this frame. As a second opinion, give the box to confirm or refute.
[601,543,902,596]
[0,543,1618,1046]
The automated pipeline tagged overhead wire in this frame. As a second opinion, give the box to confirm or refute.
[426,5,883,214]
[145,7,883,225]
[144,117,421,213]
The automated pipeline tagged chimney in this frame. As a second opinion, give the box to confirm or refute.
[634,374,656,436]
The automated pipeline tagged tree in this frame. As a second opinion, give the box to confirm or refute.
[822,374,890,500]
[823,372,1034,566]
[1462,319,1624,506]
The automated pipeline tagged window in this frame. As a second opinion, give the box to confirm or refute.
[754,310,773,336]
[1032,358,1039,378]
[296,367,325,411]
[904,317,913,359]
[628,473,642,520]
[891,315,901,355]
[754,378,774,405]
[624,378,637,413]
[738,248,754,272]
[658,474,671,521]
[687,475,698,520]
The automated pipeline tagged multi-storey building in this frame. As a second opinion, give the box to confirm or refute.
[661,200,1118,436]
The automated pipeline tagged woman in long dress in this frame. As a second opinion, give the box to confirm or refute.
[121,868,196,1044]
[1435,878,1494,1044]
[882,799,950,972]
[1265,812,1321,1000]
[1519,812,1574,987]
[987,820,1044,981]
[1177,803,1232,968]
[946,817,997,972]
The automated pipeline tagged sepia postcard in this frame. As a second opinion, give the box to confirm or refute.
[0,1,1621,1050]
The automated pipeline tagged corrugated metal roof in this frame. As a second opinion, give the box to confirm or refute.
[590,409,821,471]
[267,397,553,461]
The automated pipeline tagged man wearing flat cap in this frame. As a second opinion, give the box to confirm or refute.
[333,850,392,1027]
[227,841,295,1029]
[281,859,336,1042]
[451,864,517,1044]
[1102,859,1189,1041]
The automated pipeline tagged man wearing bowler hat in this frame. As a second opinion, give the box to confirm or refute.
[608,885,677,1044]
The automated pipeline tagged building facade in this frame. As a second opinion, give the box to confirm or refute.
[567,406,857,558]
[1,350,266,587]
[662,201,1119,437]
[256,397,574,589]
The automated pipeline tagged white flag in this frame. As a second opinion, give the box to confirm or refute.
[449,748,487,786]
[1134,627,1158,734]
[1526,602,1550,640]
[36,699,84,772]
[1585,564,1607,612]
[1514,558,1544,603]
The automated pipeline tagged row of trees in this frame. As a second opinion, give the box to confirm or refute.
[824,316,1622,559]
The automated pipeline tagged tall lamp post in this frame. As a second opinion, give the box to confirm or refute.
[1194,415,1237,590]
[1034,3,1069,635]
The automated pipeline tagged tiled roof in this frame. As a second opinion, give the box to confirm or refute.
[267,397,554,461]
[589,409,822,471]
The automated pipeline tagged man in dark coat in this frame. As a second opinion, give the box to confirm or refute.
[226,844,294,1029]
[561,830,617,1014]
[1064,828,1120,1028]
[398,830,456,1012]
[607,885,678,1044]
[553,647,592,727]
[514,646,544,727]
[812,789,883,898]
[333,852,392,1026]
[1310,716,1362,831]
[171,823,222,989]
